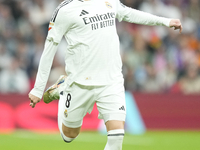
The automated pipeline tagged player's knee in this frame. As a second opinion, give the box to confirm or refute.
[62,129,80,139]
[61,127,80,143]
[62,123,81,138]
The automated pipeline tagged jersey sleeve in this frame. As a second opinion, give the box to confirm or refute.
[30,6,71,98]
[116,0,171,27]
[30,39,59,99]
[47,8,71,43]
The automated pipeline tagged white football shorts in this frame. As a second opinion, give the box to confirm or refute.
[58,80,126,128]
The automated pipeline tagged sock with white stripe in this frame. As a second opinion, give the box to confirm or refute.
[104,129,124,150]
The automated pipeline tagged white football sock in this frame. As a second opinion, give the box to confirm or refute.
[104,129,124,150]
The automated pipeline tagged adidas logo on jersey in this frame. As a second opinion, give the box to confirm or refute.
[119,106,125,111]
[80,10,89,16]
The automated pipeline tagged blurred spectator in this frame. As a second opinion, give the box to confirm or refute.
[188,0,200,23]
[179,63,200,94]
[141,64,162,93]
[28,0,57,26]
[139,0,166,16]
[0,43,12,70]
[123,30,149,90]
[157,62,178,92]
[0,57,30,94]
[181,8,197,34]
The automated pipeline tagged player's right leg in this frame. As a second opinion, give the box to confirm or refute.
[57,90,83,143]
[57,82,95,143]
[43,75,82,142]
[58,114,81,142]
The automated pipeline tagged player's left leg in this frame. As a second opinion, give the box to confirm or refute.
[104,120,125,150]
[96,80,126,150]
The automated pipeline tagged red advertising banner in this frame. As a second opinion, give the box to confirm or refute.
[133,93,200,130]
[0,94,100,133]
[0,93,200,133]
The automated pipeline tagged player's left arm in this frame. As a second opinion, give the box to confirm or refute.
[116,0,182,33]
[169,19,182,33]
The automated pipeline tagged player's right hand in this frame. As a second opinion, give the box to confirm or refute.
[28,93,41,108]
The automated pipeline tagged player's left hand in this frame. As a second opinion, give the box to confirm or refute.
[28,93,41,108]
[169,19,183,33]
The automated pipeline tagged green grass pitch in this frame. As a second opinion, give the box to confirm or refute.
[0,130,200,150]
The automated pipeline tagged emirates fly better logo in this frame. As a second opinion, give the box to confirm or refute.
[79,1,115,30]
[82,12,115,30]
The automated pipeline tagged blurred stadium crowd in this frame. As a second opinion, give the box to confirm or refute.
[0,0,200,94]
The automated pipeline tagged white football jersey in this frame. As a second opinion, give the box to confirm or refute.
[31,0,171,98]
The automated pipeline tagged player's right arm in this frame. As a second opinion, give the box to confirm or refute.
[29,39,59,108]
[29,7,70,108]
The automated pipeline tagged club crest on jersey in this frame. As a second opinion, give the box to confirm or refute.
[64,109,68,118]
[105,2,112,9]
